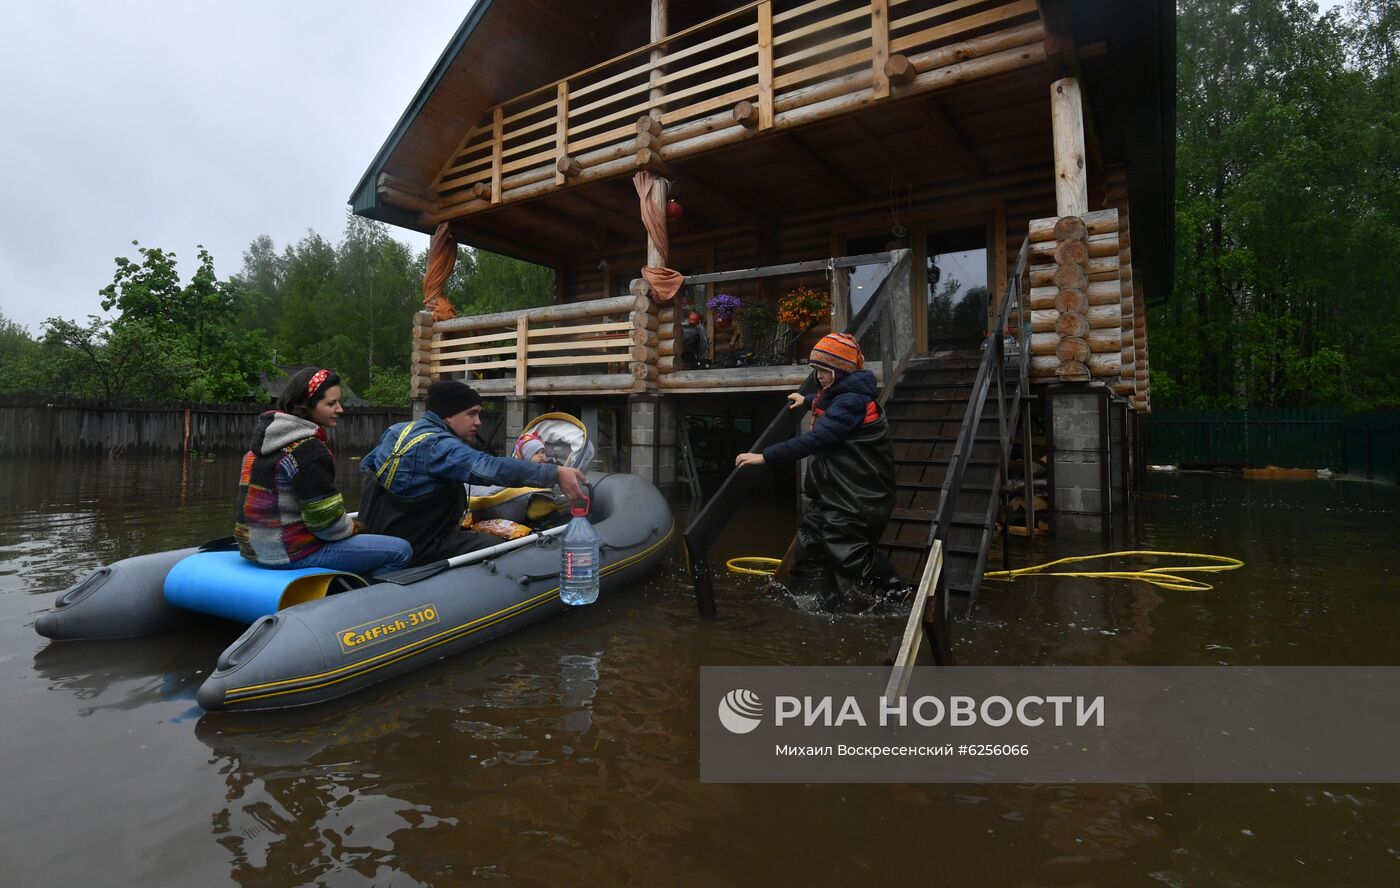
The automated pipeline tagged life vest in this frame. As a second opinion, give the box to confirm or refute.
[812,398,882,425]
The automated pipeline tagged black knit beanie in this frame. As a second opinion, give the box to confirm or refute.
[426,380,482,418]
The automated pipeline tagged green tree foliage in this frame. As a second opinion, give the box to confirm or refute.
[0,311,50,394]
[234,234,285,334]
[16,212,556,403]
[27,244,275,402]
[1157,0,1400,409]
[255,212,552,397]
[39,315,188,400]
[272,230,338,367]
[455,249,553,316]
[361,364,412,407]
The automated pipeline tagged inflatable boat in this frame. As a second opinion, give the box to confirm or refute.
[35,471,673,711]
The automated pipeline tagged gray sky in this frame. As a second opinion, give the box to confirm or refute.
[2,1,1356,335]
[0,1,471,333]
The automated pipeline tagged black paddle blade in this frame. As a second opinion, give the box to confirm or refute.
[372,559,451,586]
[198,536,239,553]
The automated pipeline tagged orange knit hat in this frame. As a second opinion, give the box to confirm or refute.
[809,332,864,373]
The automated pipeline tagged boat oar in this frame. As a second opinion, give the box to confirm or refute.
[375,523,569,585]
[199,512,360,552]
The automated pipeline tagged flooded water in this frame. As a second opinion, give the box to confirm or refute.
[2,455,1399,886]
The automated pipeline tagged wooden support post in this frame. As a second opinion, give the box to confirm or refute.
[1050,77,1088,217]
[1022,398,1035,536]
[830,261,850,332]
[554,83,570,186]
[991,201,1007,331]
[514,317,529,397]
[871,0,891,99]
[650,0,668,122]
[490,105,504,205]
[647,176,669,269]
[758,0,774,129]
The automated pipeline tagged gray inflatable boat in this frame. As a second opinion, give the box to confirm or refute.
[35,472,673,711]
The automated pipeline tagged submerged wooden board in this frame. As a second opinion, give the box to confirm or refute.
[884,540,943,702]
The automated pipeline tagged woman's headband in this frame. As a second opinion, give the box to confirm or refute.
[306,369,330,398]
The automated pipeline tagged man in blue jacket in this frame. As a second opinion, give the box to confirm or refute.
[361,380,587,566]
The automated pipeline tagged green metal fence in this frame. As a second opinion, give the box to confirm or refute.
[1147,409,1343,469]
[1342,410,1400,484]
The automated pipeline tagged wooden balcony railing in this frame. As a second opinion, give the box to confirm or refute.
[417,0,1045,221]
[409,250,911,399]
[414,294,661,397]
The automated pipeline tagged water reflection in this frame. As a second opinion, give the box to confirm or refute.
[4,457,1400,884]
[32,633,221,719]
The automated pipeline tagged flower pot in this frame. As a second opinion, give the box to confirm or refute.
[714,316,733,329]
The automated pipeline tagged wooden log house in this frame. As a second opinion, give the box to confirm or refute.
[352,0,1173,579]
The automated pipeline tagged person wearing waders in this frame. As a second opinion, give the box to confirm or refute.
[360,380,587,568]
[734,332,905,608]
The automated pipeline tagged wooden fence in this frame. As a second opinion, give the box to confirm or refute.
[0,396,409,456]
[1343,410,1400,484]
[1147,409,1344,470]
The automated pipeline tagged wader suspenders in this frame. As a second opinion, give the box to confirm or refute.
[374,422,437,489]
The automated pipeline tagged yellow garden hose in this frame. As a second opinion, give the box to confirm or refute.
[726,556,782,576]
[983,550,1243,592]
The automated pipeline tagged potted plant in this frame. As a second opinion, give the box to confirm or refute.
[777,285,831,333]
[736,301,779,364]
[706,293,741,329]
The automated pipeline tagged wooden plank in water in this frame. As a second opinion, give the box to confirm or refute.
[884,540,943,702]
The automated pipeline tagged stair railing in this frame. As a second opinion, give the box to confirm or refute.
[926,237,1031,625]
[683,250,913,615]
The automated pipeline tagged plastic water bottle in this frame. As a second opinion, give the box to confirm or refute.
[559,497,600,605]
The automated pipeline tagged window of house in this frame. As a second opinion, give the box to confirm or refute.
[926,227,988,344]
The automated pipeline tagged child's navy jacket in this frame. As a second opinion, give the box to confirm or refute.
[762,369,881,462]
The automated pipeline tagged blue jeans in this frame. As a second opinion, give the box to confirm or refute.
[275,533,412,577]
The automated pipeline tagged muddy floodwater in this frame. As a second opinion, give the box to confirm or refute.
[2,455,1399,886]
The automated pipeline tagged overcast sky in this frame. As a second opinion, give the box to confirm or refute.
[0,1,471,333]
[2,1,1354,335]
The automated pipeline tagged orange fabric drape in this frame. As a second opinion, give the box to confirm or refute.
[632,171,683,304]
[422,222,458,321]
[632,171,670,262]
[641,266,685,304]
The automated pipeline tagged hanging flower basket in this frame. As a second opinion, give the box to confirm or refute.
[777,285,831,332]
[706,292,742,323]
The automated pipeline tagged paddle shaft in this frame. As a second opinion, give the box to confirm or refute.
[375,523,570,585]
[445,523,568,568]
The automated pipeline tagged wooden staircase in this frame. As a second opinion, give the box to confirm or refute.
[877,346,1023,617]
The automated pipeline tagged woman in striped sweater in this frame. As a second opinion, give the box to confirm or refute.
[234,368,411,576]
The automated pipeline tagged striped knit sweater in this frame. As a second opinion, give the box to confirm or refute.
[235,411,353,565]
